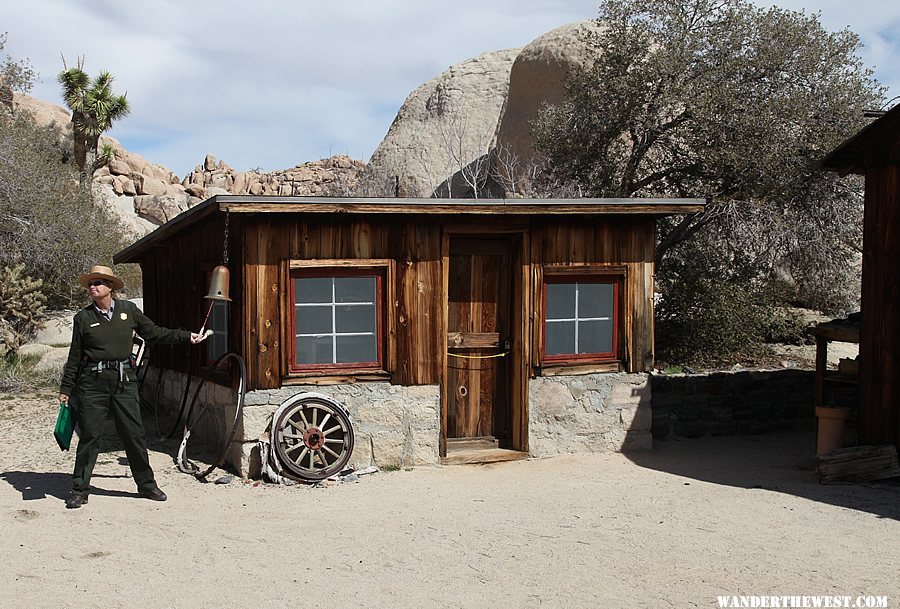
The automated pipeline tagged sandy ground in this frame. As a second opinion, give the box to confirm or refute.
[1,392,897,609]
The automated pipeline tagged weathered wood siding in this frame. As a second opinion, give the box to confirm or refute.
[861,161,900,447]
[138,213,240,375]
[531,217,656,373]
[141,213,657,389]
[243,216,443,388]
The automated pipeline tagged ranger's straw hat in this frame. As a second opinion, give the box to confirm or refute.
[78,265,125,290]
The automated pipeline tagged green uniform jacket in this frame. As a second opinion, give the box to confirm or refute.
[60,299,190,395]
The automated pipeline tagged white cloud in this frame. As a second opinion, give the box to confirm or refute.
[5,0,900,177]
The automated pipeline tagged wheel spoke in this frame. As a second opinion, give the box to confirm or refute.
[285,441,305,454]
[318,412,332,431]
[298,409,311,429]
[316,449,332,466]
[288,419,305,432]
[282,432,304,440]
[323,424,343,435]
[322,445,340,459]
[323,437,344,444]
[292,446,309,465]
[311,406,318,427]
[307,449,315,470]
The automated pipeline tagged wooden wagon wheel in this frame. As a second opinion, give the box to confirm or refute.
[273,394,355,481]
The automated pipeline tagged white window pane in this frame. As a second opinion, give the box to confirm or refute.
[578,283,613,318]
[546,320,575,355]
[298,335,333,364]
[297,277,332,304]
[336,304,376,333]
[579,319,613,354]
[336,334,376,363]
[546,283,576,319]
[335,277,375,303]
[297,305,332,334]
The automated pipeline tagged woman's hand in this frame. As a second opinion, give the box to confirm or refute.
[58,393,68,405]
[190,330,213,345]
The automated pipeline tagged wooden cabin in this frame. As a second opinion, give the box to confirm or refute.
[115,196,704,476]
[823,105,900,450]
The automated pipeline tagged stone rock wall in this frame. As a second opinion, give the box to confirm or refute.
[528,372,652,455]
[148,372,440,478]
[650,369,816,441]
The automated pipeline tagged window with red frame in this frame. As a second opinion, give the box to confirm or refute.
[290,270,383,371]
[543,276,619,362]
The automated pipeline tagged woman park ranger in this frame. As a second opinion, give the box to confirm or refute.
[58,265,204,509]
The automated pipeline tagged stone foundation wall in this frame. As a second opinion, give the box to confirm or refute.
[146,368,440,478]
[650,369,815,441]
[528,372,652,455]
[148,367,659,477]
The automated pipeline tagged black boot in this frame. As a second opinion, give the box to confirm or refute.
[65,493,88,509]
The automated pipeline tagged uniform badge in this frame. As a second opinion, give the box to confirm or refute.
[120,313,128,321]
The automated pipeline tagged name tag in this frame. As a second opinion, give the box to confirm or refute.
[120,313,128,321]
[90,322,100,328]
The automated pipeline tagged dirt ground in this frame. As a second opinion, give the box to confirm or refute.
[1,392,897,609]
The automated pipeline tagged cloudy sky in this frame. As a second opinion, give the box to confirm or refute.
[5,1,900,178]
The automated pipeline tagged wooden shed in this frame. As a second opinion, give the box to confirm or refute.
[823,105,900,450]
[115,196,703,476]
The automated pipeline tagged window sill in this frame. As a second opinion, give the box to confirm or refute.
[536,361,621,377]
[284,370,392,385]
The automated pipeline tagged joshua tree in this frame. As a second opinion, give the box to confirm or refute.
[58,57,130,183]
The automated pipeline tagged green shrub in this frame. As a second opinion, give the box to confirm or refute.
[654,235,799,367]
[0,264,47,356]
[0,105,135,308]
[762,308,810,345]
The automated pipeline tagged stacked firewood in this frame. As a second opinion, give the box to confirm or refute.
[815,445,900,484]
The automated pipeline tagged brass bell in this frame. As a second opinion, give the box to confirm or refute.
[204,265,232,301]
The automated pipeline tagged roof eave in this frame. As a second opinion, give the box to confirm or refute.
[114,196,705,264]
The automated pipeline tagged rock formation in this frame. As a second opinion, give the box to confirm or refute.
[365,20,602,198]
[494,20,603,194]
[181,154,365,201]
[8,17,600,236]
[10,91,367,232]
[364,49,520,198]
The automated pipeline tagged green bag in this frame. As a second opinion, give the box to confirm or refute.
[54,401,75,451]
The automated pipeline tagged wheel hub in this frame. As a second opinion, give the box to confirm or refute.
[303,427,325,450]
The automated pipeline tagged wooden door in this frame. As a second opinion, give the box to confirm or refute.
[446,238,511,443]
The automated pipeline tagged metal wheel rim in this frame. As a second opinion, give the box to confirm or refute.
[274,397,354,481]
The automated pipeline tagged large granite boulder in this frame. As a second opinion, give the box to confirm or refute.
[493,20,604,195]
[92,183,158,237]
[364,49,520,198]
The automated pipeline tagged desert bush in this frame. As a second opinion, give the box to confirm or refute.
[0,103,134,309]
[656,229,820,366]
[0,264,47,356]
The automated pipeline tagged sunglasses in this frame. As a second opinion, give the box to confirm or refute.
[88,280,109,287]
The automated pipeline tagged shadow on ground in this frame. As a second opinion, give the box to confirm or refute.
[624,429,900,520]
[0,412,190,502]
[0,470,140,501]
